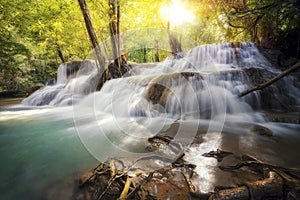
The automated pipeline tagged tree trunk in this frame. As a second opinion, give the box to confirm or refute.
[167,22,182,56]
[107,0,130,80]
[56,44,65,63]
[109,0,120,61]
[143,46,147,63]
[78,0,105,74]
[155,40,159,62]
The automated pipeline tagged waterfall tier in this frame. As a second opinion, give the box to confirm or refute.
[23,42,299,122]
[22,60,99,106]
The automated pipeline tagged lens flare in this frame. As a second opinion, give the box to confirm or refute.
[160,0,195,25]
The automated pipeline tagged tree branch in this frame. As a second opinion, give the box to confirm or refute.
[239,61,300,97]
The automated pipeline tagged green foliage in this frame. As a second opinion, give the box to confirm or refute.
[127,43,169,63]
[0,0,299,93]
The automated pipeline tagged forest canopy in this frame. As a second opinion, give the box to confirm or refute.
[0,0,299,92]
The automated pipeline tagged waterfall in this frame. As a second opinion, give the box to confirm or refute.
[56,63,68,85]
[22,60,99,106]
[4,42,299,198]
[23,42,299,121]
[76,42,298,123]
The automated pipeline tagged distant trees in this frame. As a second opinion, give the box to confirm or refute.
[0,0,299,92]
[0,0,91,92]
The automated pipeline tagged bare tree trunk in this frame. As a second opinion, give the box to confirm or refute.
[167,22,182,56]
[78,0,105,74]
[56,44,65,63]
[107,0,131,80]
[143,46,147,63]
[239,62,300,97]
[155,40,159,62]
[109,0,120,61]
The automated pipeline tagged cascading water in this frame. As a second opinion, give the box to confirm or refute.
[21,60,99,106]
[74,42,298,122]
[1,42,300,198]
[22,42,299,117]
[72,42,300,193]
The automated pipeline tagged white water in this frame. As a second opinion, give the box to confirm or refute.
[72,42,299,122]
[1,42,300,198]
[22,60,99,106]
[22,42,299,116]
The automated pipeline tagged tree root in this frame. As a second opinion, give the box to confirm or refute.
[76,153,300,200]
[118,177,131,200]
[209,171,283,200]
[216,154,300,200]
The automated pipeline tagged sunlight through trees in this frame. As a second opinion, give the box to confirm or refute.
[0,0,299,92]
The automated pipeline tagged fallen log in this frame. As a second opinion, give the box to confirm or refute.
[239,61,300,97]
[209,171,283,200]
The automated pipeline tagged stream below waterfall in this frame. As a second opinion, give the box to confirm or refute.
[0,42,299,199]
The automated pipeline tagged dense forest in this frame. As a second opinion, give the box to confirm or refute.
[0,0,299,93]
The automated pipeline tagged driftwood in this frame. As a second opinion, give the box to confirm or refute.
[239,61,300,97]
[216,154,300,200]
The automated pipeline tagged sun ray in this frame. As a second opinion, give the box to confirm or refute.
[160,0,195,26]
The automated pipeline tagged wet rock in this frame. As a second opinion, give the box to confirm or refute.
[144,67,297,112]
[28,83,44,95]
[79,171,94,187]
[147,82,171,107]
[218,154,300,199]
[97,56,132,90]
[146,123,185,158]
[61,60,96,80]
[146,72,203,107]
[210,185,250,200]
[247,171,283,199]
[258,47,299,71]
[202,149,233,162]
[249,125,273,137]
[264,112,300,124]
[65,61,82,77]
[210,171,283,200]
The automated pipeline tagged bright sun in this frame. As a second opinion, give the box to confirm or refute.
[160,0,195,26]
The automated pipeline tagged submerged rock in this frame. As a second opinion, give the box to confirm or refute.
[202,149,233,162]
[249,125,273,137]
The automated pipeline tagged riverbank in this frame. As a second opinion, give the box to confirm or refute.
[0,98,24,106]
[74,120,300,199]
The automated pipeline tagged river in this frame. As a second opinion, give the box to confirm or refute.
[1,42,299,199]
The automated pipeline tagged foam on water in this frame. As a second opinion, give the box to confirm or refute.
[22,60,99,106]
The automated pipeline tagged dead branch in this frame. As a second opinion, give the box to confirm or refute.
[119,177,131,200]
[239,61,300,97]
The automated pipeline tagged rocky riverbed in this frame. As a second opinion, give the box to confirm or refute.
[73,120,300,200]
